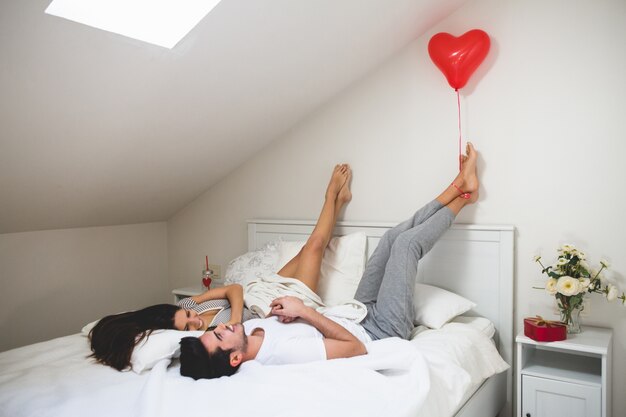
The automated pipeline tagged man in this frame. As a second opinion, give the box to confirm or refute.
[180,144,479,380]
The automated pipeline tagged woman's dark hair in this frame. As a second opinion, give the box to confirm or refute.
[179,336,240,380]
[88,304,179,371]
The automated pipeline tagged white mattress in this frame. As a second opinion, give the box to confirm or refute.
[0,319,507,417]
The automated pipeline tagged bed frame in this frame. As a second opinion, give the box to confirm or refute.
[248,219,514,417]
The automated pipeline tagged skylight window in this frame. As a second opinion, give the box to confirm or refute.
[45,0,223,49]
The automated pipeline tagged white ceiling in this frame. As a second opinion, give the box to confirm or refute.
[0,0,467,234]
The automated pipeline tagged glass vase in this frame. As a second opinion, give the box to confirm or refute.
[560,304,583,334]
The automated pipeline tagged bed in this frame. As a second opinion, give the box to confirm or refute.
[0,220,514,417]
[248,219,514,417]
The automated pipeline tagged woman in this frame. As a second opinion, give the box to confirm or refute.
[89,283,253,371]
[90,163,353,372]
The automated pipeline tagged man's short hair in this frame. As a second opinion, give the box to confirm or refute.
[179,336,241,380]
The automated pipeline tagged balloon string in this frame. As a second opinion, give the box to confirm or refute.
[457,89,462,172]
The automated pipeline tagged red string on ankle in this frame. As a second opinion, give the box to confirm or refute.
[451,182,471,199]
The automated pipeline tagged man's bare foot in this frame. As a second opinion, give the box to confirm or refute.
[465,187,479,204]
[337,165,352,204]
[326,164,349,199]
[452,142,479,196]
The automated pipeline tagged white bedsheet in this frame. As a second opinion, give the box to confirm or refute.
[0,322,507,417]
[413,321,509,417]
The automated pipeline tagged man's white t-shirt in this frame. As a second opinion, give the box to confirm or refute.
[244,316,326,365]
[243,316,372,366]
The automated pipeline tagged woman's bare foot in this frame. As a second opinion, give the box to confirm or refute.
[326,164,349,200]
[337,165,352,204]
[452,142,479,195]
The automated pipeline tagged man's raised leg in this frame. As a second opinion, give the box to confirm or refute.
[355,143,478,305]
[359,193,477,340]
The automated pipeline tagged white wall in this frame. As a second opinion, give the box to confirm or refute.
[168,0,626,413]
[0,222,169,352]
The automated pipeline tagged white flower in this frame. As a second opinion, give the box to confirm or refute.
[579,278,591,291]
[607,285,618,302]
[533,246,623,307]
[545,278,558,295]
[591,279,602,292]
[590,268,605,282]
[556,276,581,296]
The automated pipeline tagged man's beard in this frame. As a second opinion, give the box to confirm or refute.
[241,334,248,351]
[237,326,248,352]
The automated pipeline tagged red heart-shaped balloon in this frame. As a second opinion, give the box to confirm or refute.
[428,29,490,90]
[202,277,212,288]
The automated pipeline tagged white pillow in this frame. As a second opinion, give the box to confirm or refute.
[275,240,305,270]
[413,284,476,329]
[130,329,203,373]
[224,241,280,287]
[81,319,202,373]
[451,315,495,338]
[277,233,367,306]
[81,319,99,335]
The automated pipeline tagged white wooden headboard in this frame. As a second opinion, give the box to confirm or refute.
[247,219,514,413]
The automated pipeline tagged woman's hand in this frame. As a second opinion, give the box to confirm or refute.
[269,296,308,323]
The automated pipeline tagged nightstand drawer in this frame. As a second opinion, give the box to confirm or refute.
[521,374,600,417]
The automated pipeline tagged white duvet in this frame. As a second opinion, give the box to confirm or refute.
[0,321,508,417]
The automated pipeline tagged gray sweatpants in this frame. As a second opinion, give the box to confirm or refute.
[355,200,455,340]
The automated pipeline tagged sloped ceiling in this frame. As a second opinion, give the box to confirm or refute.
[0,0,467,234]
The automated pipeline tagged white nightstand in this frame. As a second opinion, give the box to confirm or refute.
[171,286,203,303]
[516,326,612,417]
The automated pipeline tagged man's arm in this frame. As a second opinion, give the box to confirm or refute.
[269,296,367,360]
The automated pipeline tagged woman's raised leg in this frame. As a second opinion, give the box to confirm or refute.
[277,164,352,292]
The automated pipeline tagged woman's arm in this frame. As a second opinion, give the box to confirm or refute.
[190,284,244,324]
